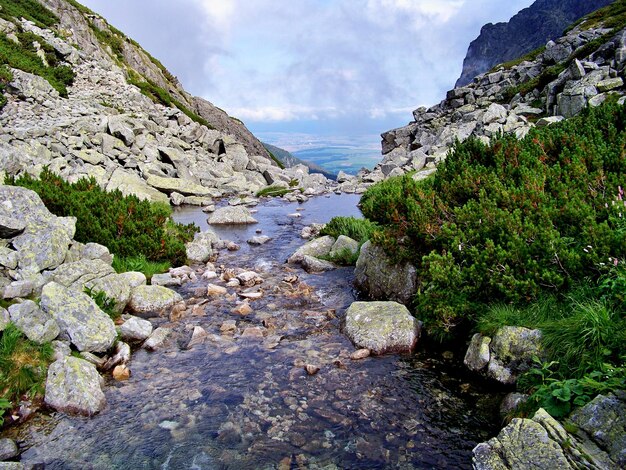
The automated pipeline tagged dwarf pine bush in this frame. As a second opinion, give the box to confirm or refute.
[361,102,626,338]
[7,169,198,265]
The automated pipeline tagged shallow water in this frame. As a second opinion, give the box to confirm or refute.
[11,194,503,469]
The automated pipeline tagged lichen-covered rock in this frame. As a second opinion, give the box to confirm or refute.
[344,301,420,355]
[119,315,153,342]
[80,243,113,264]
[150,273,182,287]
[8,300,59,344]
[0,307,9,332]
[2,280,34,300]
[473,410,571,470]
[186,229,219,263]
[288,236,335,264]
[0,215,25,239]
[208,206,258,225]
[487,326,543,384]
[118,271,147,288]
[0,246,18,270]
[570,393,626,467]
[128,285,183,315]
[354,240,417,305]
[301,255,336,273]
[464,333,492,371]
[44,357,106,416]
[40,282,117,353]
[329,235,359,258]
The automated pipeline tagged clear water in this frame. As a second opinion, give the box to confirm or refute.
[11,195,502,469]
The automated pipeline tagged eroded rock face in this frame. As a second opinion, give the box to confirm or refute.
[344,301,420,355]
[354,241,417,305]
[44,357,106,416]
[40,282,117,353]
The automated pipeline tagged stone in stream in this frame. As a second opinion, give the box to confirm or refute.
[208,206,258,225]
[288,236,335,264]
[143,327,171,351]
[112,364,131,381]
[44,357,106,416]
[344,301,420,355]
[127,285,183,315]
[301,255,336,274]
[119,315,153,342]
[247,235,271,246]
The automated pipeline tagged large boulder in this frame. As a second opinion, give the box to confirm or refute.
[40,282,117,353]
[8,300,59,344]
[343,301,420,355]
[127,285,183,315]
[44,357,106,416]
[106,168,170,204]
[208,206,258,225]
[464,327,544,385]
[354,241,417,305]
[146,175,214,197]
[0,186,75,274]
[288,236,335,264]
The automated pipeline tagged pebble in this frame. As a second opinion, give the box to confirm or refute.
[220,320,237,333]
[305,364,320,376]
[232,302,253,316]
[112,364,131,381]
[350,349,371,360]
[207,284,228,296]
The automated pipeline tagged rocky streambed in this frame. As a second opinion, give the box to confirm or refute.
[7,194,504,469]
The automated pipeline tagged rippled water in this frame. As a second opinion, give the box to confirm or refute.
[10,194,503,469]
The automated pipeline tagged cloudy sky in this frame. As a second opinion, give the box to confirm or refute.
[80,0,534,149]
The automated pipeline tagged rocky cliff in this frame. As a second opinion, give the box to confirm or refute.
[456,0,614,87]
[0,0,333,205]
[367,3,626,185]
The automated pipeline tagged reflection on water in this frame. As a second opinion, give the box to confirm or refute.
[12,195,502,469]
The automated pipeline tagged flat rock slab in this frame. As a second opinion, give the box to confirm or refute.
[344,301,420,355]
[40,282,116,353]
[208,206,258,225]
[44,357,106,416]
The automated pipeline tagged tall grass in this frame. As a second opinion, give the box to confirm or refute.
[111,254,170,281]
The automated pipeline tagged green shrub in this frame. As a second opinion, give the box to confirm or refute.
[111,254,170,281]
[319,247,360,266]
[360,103,626,338]
[320,216,378,244]
[0,0,58,28]
[7,169,198,265]
[256,186,293,197]
[0,31,74,96]
[0,324,53,412]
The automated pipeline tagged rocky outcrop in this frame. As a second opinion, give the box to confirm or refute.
[343,301,420,355]
[456,0,613,87]
[375,17,626,183]
[44,357,106,416]
[354,241,417,305]
[473,394,625,469]
[464,327,544,385]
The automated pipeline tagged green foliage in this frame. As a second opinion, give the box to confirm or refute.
[7,169,198,265]
[255,186,293,197]
[0,31,74,97]
[0,64,12,109]
[320,216,378,244]
[90,25,124,61]
[319,247,360,266]
[266,149,286,169]
[565,0,626,33]
[360,103,626,338]
[111,254,169,281]
[84,287,119,320]
[518,359,626,418]
[501,63,566,101]
[0,0,58,28]
[0,324,53,414]
[63,0,94,15]
[127,76,213,129]
[0,397,11,427]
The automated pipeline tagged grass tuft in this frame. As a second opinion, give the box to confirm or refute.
[111,254,170,282]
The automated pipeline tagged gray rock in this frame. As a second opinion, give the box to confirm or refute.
[40,282,117,353]
[44,357,106,416]
[107,116,135,147]
[499,393,528,417]
[536,116,565,127]
[0,463,24,469]
[8,300,59,344]
[127,285,183,315]
[186,229,219,263]
[329,235,360,258]
[483,103,508,124]
[570,393,626,467]
[208,206,258,225]
[301,255,336,273]
[150,273,182,287]
[3,280,34,300]
[288,236,335,264]
[247,235,271,245]
[143,327,171,351]
[344,301,420,355]
[80,243,113,264]
[0,216,25,239]
[119,316,153,342]
[354,240,417,305]
[0,308,8,332]
[596,77,623,92]
[118,271,147,288]
[51,340,71,362]
[464,333,491,371]
[146,175,214,197]
[106,168,170,204]
[0,438,18,461]
[0,247,18,270]
[486,326,544,384]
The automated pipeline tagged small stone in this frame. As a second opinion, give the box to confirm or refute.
[442,351,454,360]
[119,316,153,342]
[239,291,263,300]
[247,236,271,245]
[207,284,228,296]
[226,279,240,287]
[187,326,208,348]
[305,364,320,375]
[220,320,237,333]
[236,271,262,287]
[232,302,253,316]
[227,242,240,251]
[350,349,371,360]
[3,280,34,300]
[112,364,131,381]
[241,327,264,338]
[143,327,170,351]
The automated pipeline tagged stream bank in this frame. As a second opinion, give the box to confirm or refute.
[7,194,504,469]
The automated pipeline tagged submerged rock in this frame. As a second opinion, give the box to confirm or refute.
[354,241,417,305]
[44,357,106,416]
[343,301,420,355]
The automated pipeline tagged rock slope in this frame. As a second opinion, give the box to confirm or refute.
[456,0,614,87]
[0,0,334,204]
[366,15,626,185]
